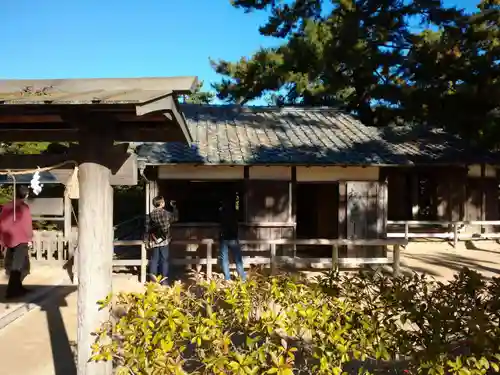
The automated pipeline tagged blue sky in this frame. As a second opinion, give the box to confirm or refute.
[1,0,479,103]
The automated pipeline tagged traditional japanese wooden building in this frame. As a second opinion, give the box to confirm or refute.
[136,104,500,260]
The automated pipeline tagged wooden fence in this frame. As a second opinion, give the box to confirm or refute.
[22,232,406,284]
[387,220,500,247]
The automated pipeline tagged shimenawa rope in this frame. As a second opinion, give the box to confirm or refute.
[0,160,77,221]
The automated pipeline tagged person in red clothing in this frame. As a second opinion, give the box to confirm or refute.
[0,185,33,299]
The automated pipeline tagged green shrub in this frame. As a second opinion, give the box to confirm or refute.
[91,269,500,374]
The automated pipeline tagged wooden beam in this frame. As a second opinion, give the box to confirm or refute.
[0,147,136,185]
[0,112,165,124]
[0,103,134,115]
[109,153,138,185]
[0,153,74,170]
[0,76,198,95]
[0,114,62,123]
[0,123,184,142]
[136,95,193,143]
[28,198,63,216]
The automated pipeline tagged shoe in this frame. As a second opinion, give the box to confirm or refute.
[148,275,158,283]
[5,271,27,299]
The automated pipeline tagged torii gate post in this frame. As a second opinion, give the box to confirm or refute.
[0,77,197,375]
[76,124,116,375]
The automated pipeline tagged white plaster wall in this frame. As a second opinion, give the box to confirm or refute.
[158,165,244,180]
[296,166,379,181]
[158,165,379,181]
[467,165,497,178]
[249,166,291,180]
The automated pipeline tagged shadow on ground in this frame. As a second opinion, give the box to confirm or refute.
[464,240,500,254]
[402,252,500,277]
[0,284,77,375]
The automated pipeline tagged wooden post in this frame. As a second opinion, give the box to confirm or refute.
[206,240,213,279]
[76,137,114,375]
[140,242,147,284]
[393,244,400,277]
[410,173,419,219]
[338,181,347,257]
[291,167,297,258]
[453,223,458,248]
[270,243,277,274]
[186,244,193,272]
[63,190,72,239]
[57,231,64,264]
[331,244,338,271]
[145,180,151,216]
[481,164,486,234]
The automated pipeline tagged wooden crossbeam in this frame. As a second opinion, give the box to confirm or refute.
[0,123,184,142]
[0,147,138,185]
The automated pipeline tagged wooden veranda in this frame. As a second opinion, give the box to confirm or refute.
[0,76,198,375]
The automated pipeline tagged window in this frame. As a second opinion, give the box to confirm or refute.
[158,180,244,223]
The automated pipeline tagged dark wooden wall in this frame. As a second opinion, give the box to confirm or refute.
[154,178,294,259]
[244,180,293,249]
[383,166,499,226]
[153,173,388,260]
[341,181,387,258]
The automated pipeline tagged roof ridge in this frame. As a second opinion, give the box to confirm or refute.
[179,103,347,113]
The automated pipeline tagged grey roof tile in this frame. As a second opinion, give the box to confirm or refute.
[136,104,500,166]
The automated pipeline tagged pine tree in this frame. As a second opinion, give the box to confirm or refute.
[212,0,499,145]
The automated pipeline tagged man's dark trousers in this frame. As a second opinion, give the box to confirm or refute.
[148,245,169,284]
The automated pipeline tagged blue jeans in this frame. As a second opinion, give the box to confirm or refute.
[219,239,246,281]
[149,245,169,283]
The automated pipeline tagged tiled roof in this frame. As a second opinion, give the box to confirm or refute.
[136,104,499,166]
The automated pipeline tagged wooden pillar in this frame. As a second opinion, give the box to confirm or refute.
[145,180,151,216]
[331,244,339,270]
[338,181,347,256]
[393,244,401,277]
[410,172,419,219]
[147,178,159,213]
[76,135,114,375]
[377,178,388,239]
[291,167,297,258]
[206,240,213,279]
[243,166,250,227]
[270,242,277,274]
[481,164,486,226]
[481,164,486,220]
[63,191,72,238]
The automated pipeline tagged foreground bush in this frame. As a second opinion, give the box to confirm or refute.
[91,268,500,374]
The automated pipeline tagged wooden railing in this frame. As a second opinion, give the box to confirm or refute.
[387,220,500,247]
[109,238,407,283]
[21,232,406,284]
[30,231,74,263]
